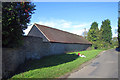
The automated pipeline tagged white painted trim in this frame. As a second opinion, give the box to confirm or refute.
[34,24,50,42]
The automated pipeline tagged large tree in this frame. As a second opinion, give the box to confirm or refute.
[90,22,99,30]
[118,1,120,48]
[118,18,120,47]
[2,2,36,47]
[87,22,99,42]
[100,19,112,43]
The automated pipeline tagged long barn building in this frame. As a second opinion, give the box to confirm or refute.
[28,23,92,54]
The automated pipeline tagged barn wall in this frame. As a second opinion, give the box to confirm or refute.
[2,36,91,79]
[28,25,48,42]
[50,43,91,54]
[64,43,91,52]
[49,43,65,54]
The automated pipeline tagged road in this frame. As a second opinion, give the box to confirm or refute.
[67,49,118,78]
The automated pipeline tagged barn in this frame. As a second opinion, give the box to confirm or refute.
[28,23,92,54]
[2,23,92,78]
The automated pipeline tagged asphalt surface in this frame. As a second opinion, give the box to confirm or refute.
[67,49,118,78]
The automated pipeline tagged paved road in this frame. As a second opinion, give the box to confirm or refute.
[68,49,118,78]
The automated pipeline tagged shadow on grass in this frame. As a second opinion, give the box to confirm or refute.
[15,53,79,76]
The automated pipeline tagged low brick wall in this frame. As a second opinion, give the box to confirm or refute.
[2,36,91,78]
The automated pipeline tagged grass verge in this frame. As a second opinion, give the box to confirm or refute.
[11,50,103,78]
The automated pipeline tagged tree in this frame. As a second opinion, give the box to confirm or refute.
[118,18,120,47]
[0,2,1,23]
[87,22,99,42]
[90,22,99,30]
[118,1,120,48]
[82,28,87,39]
[2,2,36,47]
[100,19,112,43]
[111,37,118,48]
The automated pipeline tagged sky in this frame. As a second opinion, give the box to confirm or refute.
[24,2,118,37]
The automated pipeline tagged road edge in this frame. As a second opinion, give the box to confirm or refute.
[59,50,106,78]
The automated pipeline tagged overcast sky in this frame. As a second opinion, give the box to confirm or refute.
[24,2,118,37]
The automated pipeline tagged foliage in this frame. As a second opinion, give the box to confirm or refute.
[2,2,36,47]
[90,22,99,30]
[11,50,103,78]
[92,41,111,49]
[118,18,120,47]
[87,29,99,42]
[87,20,113,49]
[0,2,1,23]
[111,37,118,48]
[87,22,99,42]
[100,19,112,43]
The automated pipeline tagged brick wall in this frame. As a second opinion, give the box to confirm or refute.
[2,36,91,78]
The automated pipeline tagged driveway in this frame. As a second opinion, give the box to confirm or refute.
[67,49,118,78]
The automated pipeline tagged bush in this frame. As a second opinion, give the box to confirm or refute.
[92,41,111,49]
[2,2,36,48]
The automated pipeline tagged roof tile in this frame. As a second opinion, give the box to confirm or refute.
[34,23,92,44]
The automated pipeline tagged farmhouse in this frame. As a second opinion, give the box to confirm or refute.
[28,23,92,54]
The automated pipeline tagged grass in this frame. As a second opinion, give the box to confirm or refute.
[11,49,103,78]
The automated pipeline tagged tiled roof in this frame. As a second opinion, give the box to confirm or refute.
[34,23,92,44]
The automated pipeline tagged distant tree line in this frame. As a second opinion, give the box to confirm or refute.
[84,19,118,49]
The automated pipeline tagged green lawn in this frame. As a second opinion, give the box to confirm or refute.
[11,50,103,78]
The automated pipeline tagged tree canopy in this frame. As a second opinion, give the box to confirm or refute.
[87,22,99,42]
[90,22,99,30]
[118,18,120,47]
[87,19,113,49]
[2,2,36,47]
[100,19,112,43]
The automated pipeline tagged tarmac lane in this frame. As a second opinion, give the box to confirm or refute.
[67,49,118,78]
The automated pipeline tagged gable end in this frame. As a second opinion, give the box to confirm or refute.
[27,25,49,42]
